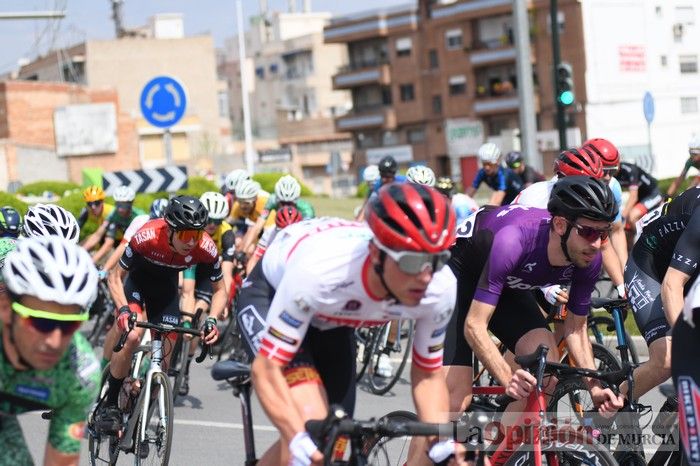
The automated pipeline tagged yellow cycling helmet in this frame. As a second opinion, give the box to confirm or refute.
[83,185,106,202]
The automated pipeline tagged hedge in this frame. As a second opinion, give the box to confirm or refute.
[252,173,313,197]
[0,192,29,214]
[656,176,692,197]
[17,180,80,196]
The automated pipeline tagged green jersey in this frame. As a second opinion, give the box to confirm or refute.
[0,328,100,461]
[105,207,146,241]
[262,196,315,219]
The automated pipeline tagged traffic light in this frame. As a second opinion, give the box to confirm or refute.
[556,62,575,106]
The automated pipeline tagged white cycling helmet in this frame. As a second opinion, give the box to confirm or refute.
[477,142,501,164]
[200,191,230,220]
[112,185,136,202]
[363,165,380,184]
[23,204,80,244]
[689,135,700,153]
[3,236,98,308]
[274,175,301,203]
[235,179,261,201]
[406,165,436,187]
[224,169,251,193]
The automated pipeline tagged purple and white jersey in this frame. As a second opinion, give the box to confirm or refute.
[449,204,601,315]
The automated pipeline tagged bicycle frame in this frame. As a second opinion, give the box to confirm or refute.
[139,337,166,444]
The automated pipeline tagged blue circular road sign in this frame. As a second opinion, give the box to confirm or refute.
[140,76,187,128]
[643,91,655,124]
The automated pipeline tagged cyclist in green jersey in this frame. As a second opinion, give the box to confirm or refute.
[0,236,100,466]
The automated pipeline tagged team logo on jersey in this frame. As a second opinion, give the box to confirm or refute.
[185,255,192,263]
[279,311,303,328]
[131,291,141,301]
[522,262,537,273]
[268,326,298,346]
[134,228,155,245]
[506,276,554,290]
[161,314,180,325]
[202,238,219,258]
[678,376,700,463]
[125,245,133,258]
[343,300,362,311]
[15,385,50,401]
[295,297,312,313]
[431,325,448,338]
[428,343,444,353]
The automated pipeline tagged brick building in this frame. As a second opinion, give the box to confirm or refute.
[0,80,138,189]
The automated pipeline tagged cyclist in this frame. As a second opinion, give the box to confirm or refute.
[222,168,251,212]
[505,151,545,188]
[435,177,478,226]
[617,161,663,242]
[666,135,700,198]
[465,142,523,205]
[241,175,315,257]
[581,138,628,269]
[100,196,224,422]
[513,148,626,299]
[354,165,381,220]
[240,183,462,465]
[23,203,80,244]
[356,156,407,220]
[405,165,436,187]
[624,186,700,402]
[77,185,114,233]
[444,177,624,416]
[246,205,304,274]
[228,179,273,255]
[84,186,145,264]
[0,206,22,239]
[0,236,100,466]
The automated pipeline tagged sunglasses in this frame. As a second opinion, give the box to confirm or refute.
[87,201,103,208]
[238,200,255,207]
[602,167,619,177]
[375,241,451,275]
[116,202,133,209]
[208,218,224,226]
[175,229,204,243]
[567,221,611,242]
[12,302,86,335]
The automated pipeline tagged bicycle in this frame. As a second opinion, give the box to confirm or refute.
[168,308,204,402]
[86,278,116,347]
[361,318,415,396]
[216,259,247,361]
[87,312,210,465]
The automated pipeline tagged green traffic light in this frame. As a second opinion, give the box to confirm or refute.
[559,90,575,106]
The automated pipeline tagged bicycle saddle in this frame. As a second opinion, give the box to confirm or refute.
[211,359,251,381]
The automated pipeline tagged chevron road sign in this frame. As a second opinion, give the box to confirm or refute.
[102,166,188,195]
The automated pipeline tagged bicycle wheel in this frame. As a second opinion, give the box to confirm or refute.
[135,372,174,466]
[88,363,121,466]
[215,315,238,361]
[560,342,621,372]
[589,315,640,366]
[502,428,616,466]
[362,410,418,465]
[367,320,415,396]
[355,327,377,381]
[171,337,190,402]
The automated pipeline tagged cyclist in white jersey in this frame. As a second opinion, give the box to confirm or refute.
[238,183,463,465]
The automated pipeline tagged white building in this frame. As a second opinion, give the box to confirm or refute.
[582,0,700,178]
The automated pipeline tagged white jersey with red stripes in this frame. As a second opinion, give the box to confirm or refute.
[258,217,457,371]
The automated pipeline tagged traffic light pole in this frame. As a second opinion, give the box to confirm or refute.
[550,0,567,150]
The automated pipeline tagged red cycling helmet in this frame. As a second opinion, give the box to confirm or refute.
[366,183,455,253]
[275,205,303,229]
[554,148,603,179]
[582,138,620,167]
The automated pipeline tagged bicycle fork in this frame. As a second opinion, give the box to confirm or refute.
[140,339,166,443]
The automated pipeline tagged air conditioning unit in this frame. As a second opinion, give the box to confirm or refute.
[673,23,684,39]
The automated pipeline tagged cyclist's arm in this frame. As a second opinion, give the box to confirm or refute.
[667,161,691,197]
[610,222,627,270]
[44,445,79,466]
[562,312,598,380]
[241,215,266,254]
[91,236,115,264]
[81,222,108,251]
[464,299,512,386]
[101,240,127,274]
[488,190,506,206]
[662,213,700,325]
[622,187,639,220]
[662,268,690,327]
[108,243,137,309]
[601,240,624,293]
[202,259,226,322]
[181,266,196,315]
[220,230,236,297]
[77,208,88,230]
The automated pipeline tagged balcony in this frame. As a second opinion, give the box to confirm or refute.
[473,88,540,115]
[335,105,396,131]
[333,60,391,89]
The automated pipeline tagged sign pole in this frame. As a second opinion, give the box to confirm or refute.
[164,128,173,166]
[643,91,655,171]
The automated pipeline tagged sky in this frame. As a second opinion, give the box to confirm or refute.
[0,0,411,74]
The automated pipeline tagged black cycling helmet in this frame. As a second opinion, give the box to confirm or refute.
[505,151,523,169]
[378,156,398,175]
[164,195,208,231]
[0,206,21,238]
[548,176,617,223]
[434,177,455,197]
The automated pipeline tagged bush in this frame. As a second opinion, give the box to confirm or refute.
[356,182,370,199]
[17,181,80,196]
[253,173,313,197]
[656,176,691,198]
[0,192,29,214]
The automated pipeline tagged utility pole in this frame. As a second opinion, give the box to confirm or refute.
[236,0,256,173]
[0,11,65,20]
[550,0,567,150]
[512,0,541,171]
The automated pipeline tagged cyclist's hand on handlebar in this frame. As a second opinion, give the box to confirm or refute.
[116,306,133,332]
[591,386,624,418]
[543,284,568,305]
[201,317,219,345]
[98,269,108,280]
[505,369,537,400]
[289,432,322,466]
[614,283,626,299]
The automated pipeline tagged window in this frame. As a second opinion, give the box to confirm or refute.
[680,55,698,73]
[681,96,698,114]
[396,37,412,57]
[432,95,442,114]
[255,67,265,79]
[661,55,667,67]
[449,75,466,95]
[218,90,229,118]
[399,84,415,102]
[676,6,695,25]
[429,49,439,69]
[655,6,662,16]
[445,28,463,50]
[269,63,278,74]
[407,127,426,143]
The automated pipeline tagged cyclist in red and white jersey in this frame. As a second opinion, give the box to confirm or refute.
[239,183,463,465]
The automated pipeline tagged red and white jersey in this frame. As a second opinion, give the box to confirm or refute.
[121,214,150,244]
[258,218,457,371]
[511,177,557,208]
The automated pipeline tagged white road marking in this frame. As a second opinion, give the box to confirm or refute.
[174,419,277,432]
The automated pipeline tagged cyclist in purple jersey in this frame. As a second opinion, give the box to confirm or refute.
[443,176,624,416]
